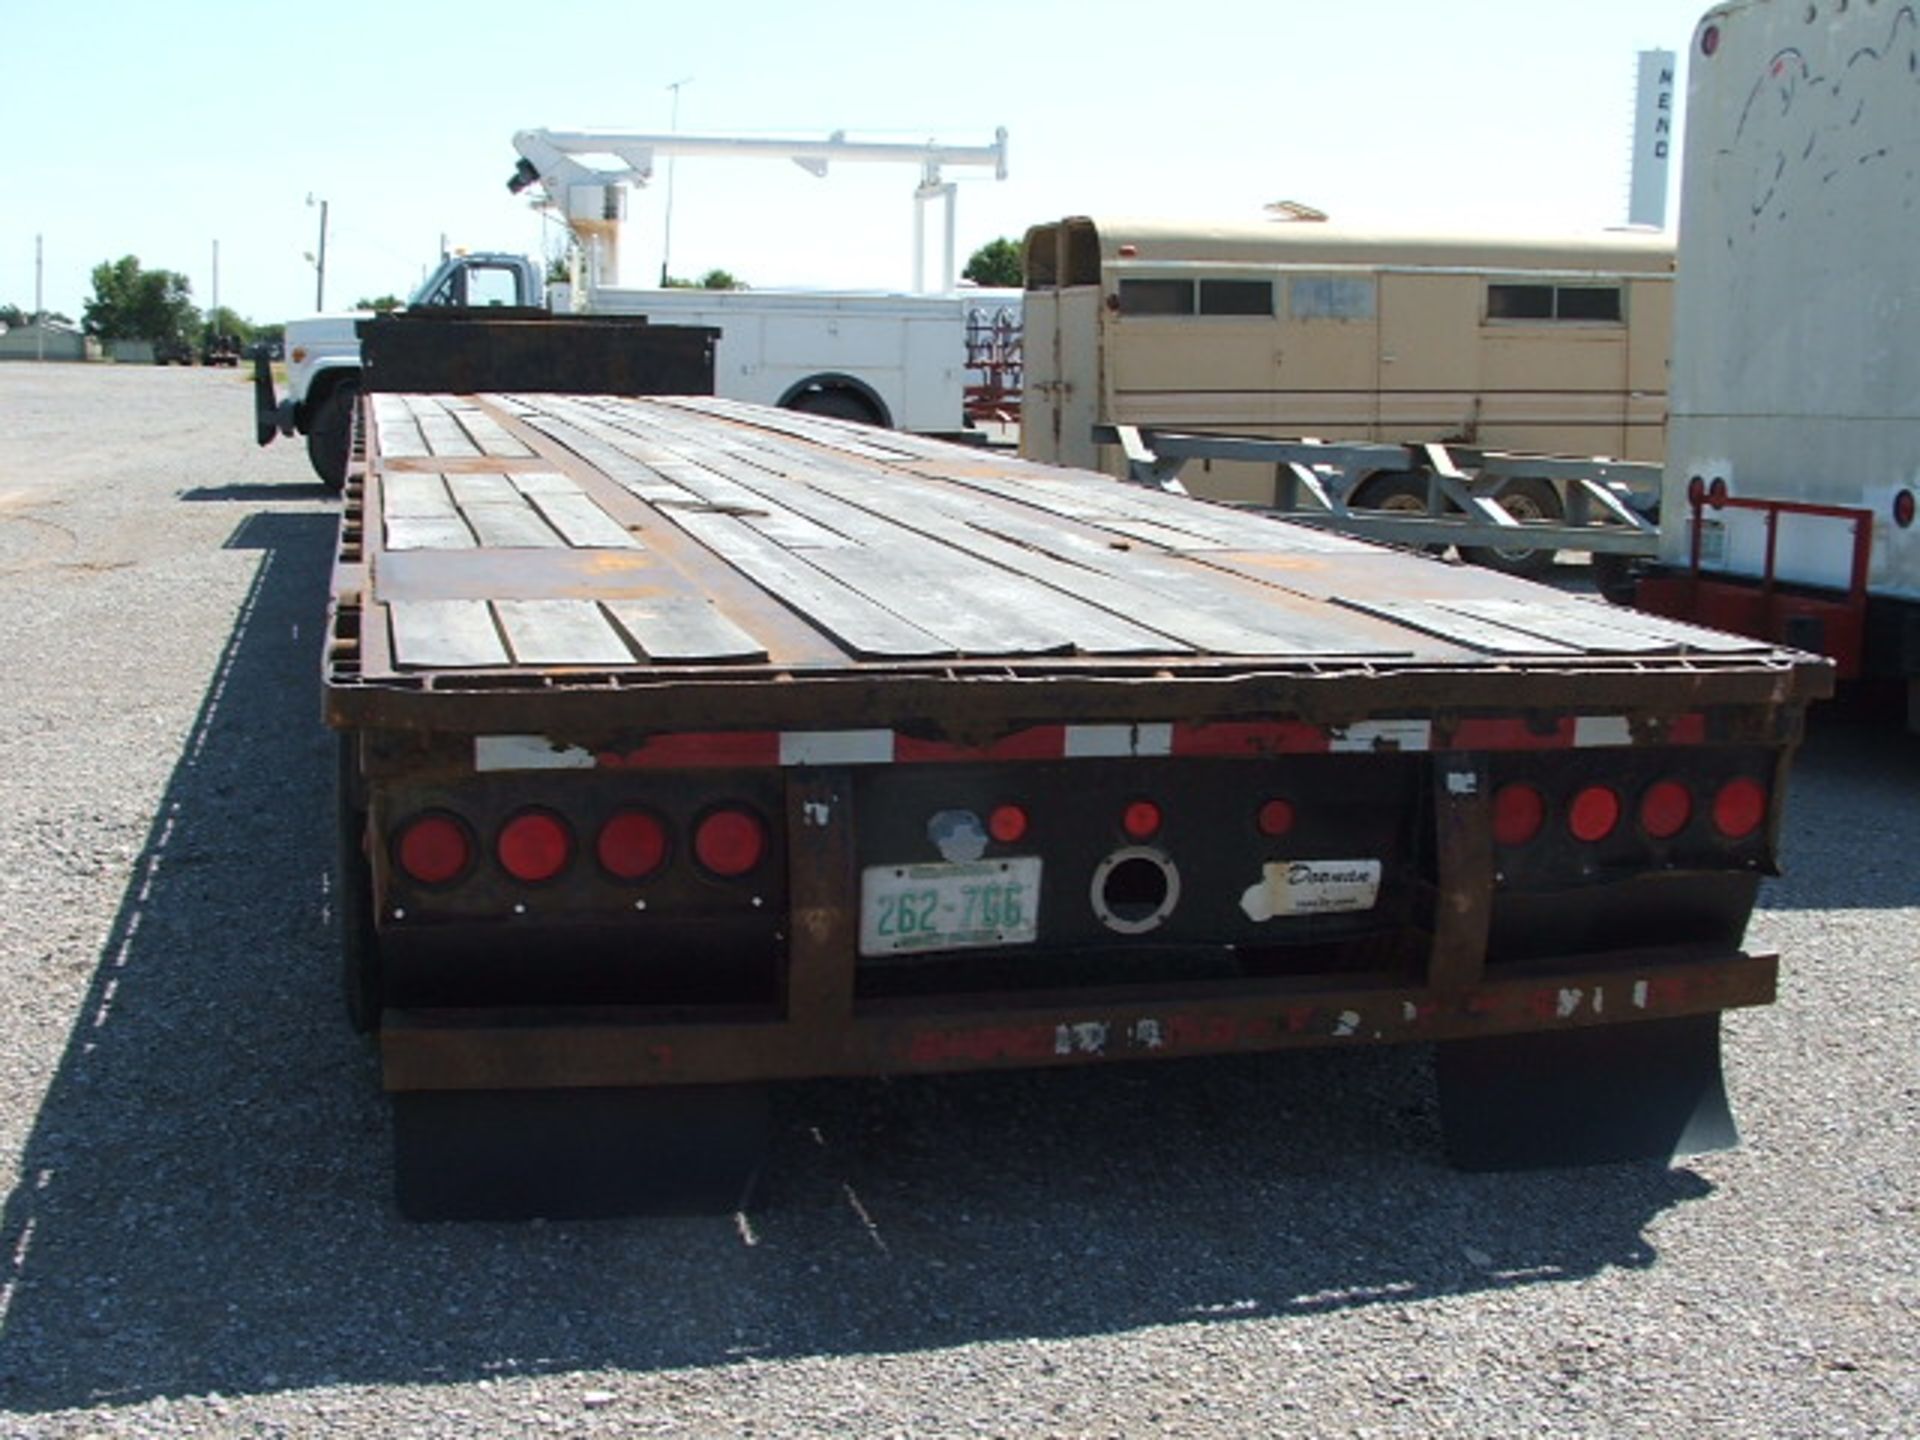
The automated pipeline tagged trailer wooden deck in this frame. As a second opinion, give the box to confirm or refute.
[353,393,1782,660]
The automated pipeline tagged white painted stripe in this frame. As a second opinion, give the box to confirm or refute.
[779,729,896,767]
[475,735,597,772]
[1574,715,1635,748]
[1065,723,1174,758]
[1329,720,1432,753]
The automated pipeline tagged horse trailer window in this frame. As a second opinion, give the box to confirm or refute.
[1488,283,1623,322]
[1118,279,1194,315]
[1555,286,1623,321]
[1289,277,1377,320]
[1198,279,1274,316]
[1487,284,1555,320]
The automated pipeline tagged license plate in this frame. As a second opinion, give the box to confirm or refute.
[858,857,1042,956]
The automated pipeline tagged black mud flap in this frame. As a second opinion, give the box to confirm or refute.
[392,1085,768,1221]
[253,350,281,447]
[1437,1014,1738,1171]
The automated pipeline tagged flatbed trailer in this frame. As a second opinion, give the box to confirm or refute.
[329,341,1830,1217]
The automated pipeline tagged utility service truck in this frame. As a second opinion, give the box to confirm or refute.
[330,309,1826,1218]
[259,127,1016,488]
[1629,0,1920,726]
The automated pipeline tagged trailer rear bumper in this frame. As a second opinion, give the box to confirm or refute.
[378,943,1775,1092]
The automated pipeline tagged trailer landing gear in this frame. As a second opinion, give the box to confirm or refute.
[1437,1013,1738,1171]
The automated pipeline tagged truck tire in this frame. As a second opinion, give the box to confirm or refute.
[336,737,382,1034]
[788,386,882,426]
[308,379,361,492]
[1460,477,1562,577]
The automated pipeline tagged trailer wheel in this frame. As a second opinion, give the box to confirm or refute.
[1461,477,1562,577]
[308,379,361,492]
[336,738,383,1034]
[1351,472,1448,554]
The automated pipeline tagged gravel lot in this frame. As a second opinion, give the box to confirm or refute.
[0,362,1913,1438]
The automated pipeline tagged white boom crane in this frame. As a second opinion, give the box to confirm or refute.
[507,126,1010,293]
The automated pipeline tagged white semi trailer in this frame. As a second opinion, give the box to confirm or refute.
[1633,0,1920,725]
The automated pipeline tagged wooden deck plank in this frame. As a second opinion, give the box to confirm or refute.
[528,491,645,550]
[493,600,637,666]
[446,473,521,507]
[1335,599,1582,655]
[603,598,769,664]
[389,599,509,668]
[667,510,954,659]
[462,502,567,549]
[1439,598,1674,654]
[384,473,460,519]
[384,515,477,551]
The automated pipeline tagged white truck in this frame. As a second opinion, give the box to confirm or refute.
[1631,0,1920,725]
[257,126,1017,487]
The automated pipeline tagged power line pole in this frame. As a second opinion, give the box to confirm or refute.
[34,233,44,362]
[660,77,692,286]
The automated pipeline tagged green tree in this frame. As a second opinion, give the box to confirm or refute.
[203,306,254,343]
[963,237,1022,288]
[664,268,746,290]
[1,303,72,329]
[82,256,199,345]
[354,294,406,314]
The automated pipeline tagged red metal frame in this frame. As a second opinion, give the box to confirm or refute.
[1637,492,1873,678]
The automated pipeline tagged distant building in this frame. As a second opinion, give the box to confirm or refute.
[0,322,86,362]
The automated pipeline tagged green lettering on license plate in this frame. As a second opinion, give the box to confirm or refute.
[858,857,1043,956]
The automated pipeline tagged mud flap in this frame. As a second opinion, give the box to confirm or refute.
[253,350,282,447]
[1436,1014,1738,1171]
[391,1085,768,1221]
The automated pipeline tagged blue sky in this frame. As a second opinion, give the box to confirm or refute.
[2,0,1716,325]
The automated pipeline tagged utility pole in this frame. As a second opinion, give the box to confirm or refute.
[660,77,692,286]
[307,194,329,310]
[34,233,44,362]
[211,238,220,340]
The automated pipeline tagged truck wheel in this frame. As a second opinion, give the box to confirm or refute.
[1461,477,1562,578]
[336,738,382,1034]
[788,387,880,425]
[308,379,361,492]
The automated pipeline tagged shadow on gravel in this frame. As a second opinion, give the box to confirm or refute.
[1757,700,1920,912]
[0,509,1717,1415]
[180,483,337,505]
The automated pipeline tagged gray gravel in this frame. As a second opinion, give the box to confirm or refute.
[0,362,1914,1438]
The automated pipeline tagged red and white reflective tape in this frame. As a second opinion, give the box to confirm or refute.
[473,713,1708,773]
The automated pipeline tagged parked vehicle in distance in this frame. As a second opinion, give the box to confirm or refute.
[1021,216,1674,573]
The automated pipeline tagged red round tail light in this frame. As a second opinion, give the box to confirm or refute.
[1257,798,1296,838]
[1568,785,1622,843]
[1894,489,1916,530]
[1491,782,1545,847]
[1712,777,1768,839]
[1122,800,1162,840]
[694,806,768,877]
[396,813,472,885]
[497,809,573,882]
[598,809,669,880]
[1639,780,1693,840]
[988,803,1030,844]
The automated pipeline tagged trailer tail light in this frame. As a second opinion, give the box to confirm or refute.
[988,803,1030,844]
[1491,782,1545,847]
[1895,489,1916,530]
[1122,800,1162,840]
[395,813,473,885]
[497,809,573,883]
[1638,780,1693,840]
[1257,798,1296,838]
[1712,778,1769,839]
[1567,785,1622,843]
[597,809,669,881]
[694,806,768,878]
